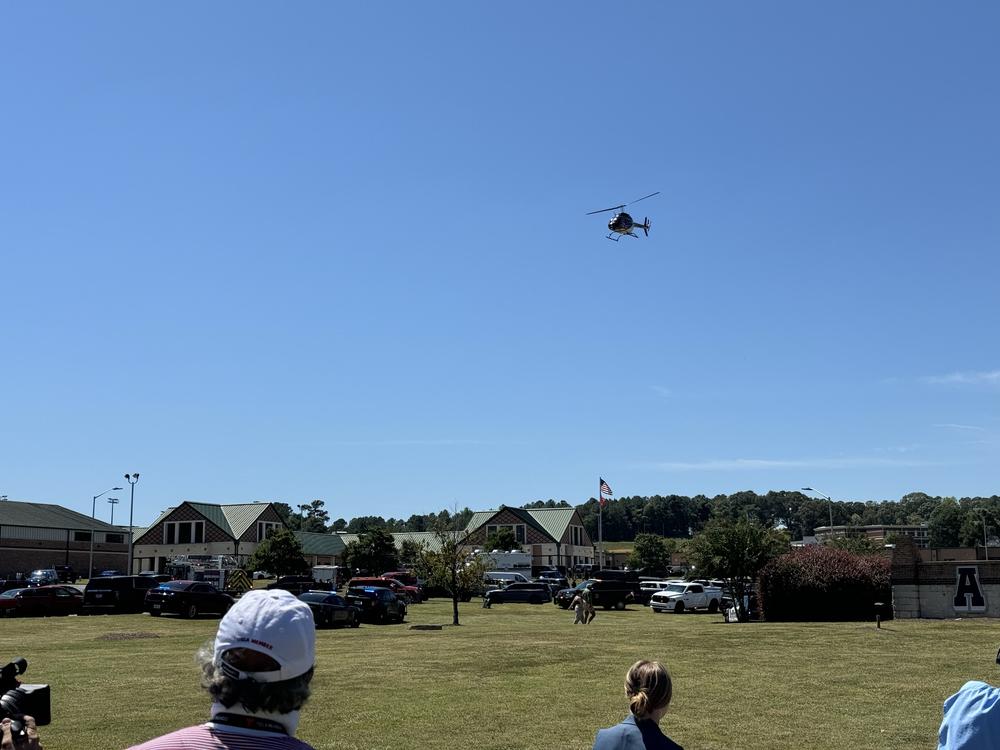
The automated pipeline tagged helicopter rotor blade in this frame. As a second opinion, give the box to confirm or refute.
[585,204,626,215]
[626,191,660,206]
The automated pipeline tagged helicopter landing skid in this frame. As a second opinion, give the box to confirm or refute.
[605,232,639,241]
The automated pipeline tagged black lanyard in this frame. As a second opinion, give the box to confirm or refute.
[211,712,289,735]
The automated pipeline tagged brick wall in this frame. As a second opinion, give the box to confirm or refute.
[0,542,128,578]
[892,537,1000,618]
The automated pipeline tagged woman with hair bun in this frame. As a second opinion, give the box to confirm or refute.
[592,660,682,750]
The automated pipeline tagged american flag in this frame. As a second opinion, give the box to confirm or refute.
[600,478,613,497]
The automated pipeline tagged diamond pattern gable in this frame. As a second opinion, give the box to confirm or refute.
[524,508,580,543]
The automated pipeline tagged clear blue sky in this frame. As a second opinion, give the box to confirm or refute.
[2,2,997,526]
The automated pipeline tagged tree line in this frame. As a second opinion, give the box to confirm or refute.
[271,491,1000,547]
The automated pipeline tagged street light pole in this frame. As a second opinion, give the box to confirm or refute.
[802,487,834,536]
[125,473,139,575]
[977,510,989,561]
[89,485,123,579]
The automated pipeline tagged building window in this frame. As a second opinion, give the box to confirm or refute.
[73,531,91,542]
[165,521,204,545]
[106,533,125,544]
[257,522,280,541]
[485,523,526,545]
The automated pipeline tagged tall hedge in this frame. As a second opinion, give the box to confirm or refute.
[757,546,891,621]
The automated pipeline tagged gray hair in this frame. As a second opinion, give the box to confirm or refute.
[195,643,313,715]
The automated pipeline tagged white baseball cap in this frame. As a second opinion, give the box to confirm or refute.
[214,589,315,683]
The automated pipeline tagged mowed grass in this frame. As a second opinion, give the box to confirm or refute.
[2,600,999,749]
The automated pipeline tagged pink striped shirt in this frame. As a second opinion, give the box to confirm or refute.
[127,723,315,750]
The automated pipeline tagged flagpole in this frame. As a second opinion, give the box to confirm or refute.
[598,478,604,569]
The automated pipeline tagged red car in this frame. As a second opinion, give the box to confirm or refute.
[0,585,84,617]
[346,577,421,603]
[381,571,425,600]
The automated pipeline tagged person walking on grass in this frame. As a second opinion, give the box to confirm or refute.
[570,591,588,624]
[582,585,596,623]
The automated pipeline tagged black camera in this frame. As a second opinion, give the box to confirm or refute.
[0,658,51,734]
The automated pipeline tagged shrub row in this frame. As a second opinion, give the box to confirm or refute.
[757,545,891,621]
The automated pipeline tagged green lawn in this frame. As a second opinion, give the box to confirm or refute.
[1,600,997,749]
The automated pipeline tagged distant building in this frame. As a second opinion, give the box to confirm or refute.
[336,530,442,556]
[813,523,930,549]
[133,501,288,573]
[295,530,346,567]
[0,499,128,576]
[791,535,819,547]
[464,506,595,570]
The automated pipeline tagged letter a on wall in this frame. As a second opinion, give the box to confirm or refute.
[953,566,987,613]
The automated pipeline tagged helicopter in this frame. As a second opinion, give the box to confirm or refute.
[586,191,660,241]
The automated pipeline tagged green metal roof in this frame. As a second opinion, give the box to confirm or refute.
[522,507,578,542]
[464,507,554,541]
[0,500,122,531]
[336,530,443,553]
[186,503,231,534]
[183,502,275,539]
[220,504,273,539]
[295,531,347,557]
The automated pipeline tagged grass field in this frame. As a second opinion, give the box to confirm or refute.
[2,599,998,749]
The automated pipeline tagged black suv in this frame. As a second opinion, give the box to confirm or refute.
[345,586,406,623]
[266,575,324,596]
[554,578,639,611]
[83,575,161,613]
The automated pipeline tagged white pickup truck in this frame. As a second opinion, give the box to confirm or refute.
[649,581,723,614]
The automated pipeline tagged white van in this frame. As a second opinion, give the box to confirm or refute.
[484,570,530,588]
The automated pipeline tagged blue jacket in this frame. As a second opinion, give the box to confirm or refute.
[592,715,683,750]
[939,681,1000,749]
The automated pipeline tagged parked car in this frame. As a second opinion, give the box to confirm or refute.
[144,580,235,618]
[53,565,77,583]
[534,573,569,595]
[344,586,406,623]
[484,571,531,588]
[636,579,682,605]
[591,569,641,583]
[138,572,172,582]
[554,579,639,611]
[0,579,27,593]
[267,575,323,596]
[380,571,425,599]
[0,585,84,617]
[554,580,596,608]
[253,571,273,580]
[83,575,162,613]
[649,582,723,614]
[482,582,552,607]
[27,569,59,587]
[346,577,420,603]
[298,591,361,628]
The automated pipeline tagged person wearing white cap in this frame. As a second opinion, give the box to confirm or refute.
[127,588,318,749]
